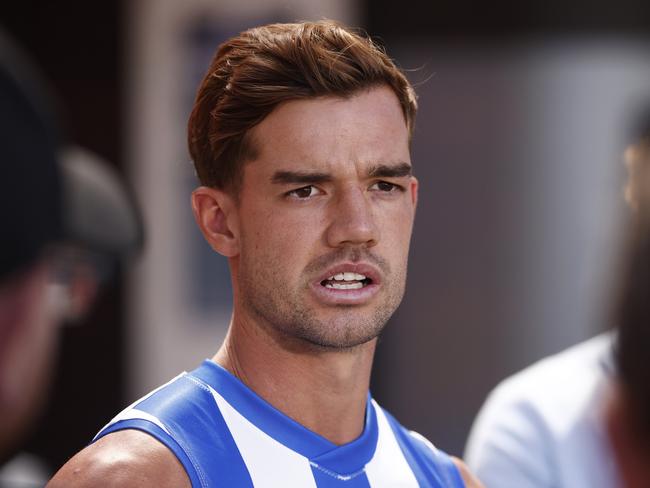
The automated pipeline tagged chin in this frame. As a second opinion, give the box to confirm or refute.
[300,332,379,351]
[293,311,388,350]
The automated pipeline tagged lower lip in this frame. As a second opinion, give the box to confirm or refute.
[309,281,381,305]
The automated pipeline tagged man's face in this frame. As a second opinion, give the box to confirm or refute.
[233,85,417,349]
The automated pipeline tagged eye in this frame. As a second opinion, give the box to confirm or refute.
[369,181,404,193]
[286,185,323,199]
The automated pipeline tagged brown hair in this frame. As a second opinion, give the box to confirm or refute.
[187,20,418,193]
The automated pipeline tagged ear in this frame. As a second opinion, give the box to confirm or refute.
[409,176,419,209]
[64,263,99,321]
[191,186,240,257]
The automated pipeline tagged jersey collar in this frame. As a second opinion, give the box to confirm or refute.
[190,359,379,476]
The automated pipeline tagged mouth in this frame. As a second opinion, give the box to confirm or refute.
[311,263,381,305]
[320,272,372,290]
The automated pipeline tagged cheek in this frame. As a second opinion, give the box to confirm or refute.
[241,208,319,270]
[379,202,415,252]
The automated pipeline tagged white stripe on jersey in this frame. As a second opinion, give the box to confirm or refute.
[207,384,318,488]
[105,408,172,436]
[365,400,420,487]
[93,373,185,441]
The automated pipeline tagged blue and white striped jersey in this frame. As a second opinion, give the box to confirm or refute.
[94,360,464,487]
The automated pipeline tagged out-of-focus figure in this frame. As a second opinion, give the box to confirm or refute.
[464,105,650,488]
[0,28,142,484]
[465,333,618,488]
[606,119,650,488]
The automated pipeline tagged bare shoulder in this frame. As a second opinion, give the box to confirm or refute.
[47,429,191,488]
[451,456,485,488]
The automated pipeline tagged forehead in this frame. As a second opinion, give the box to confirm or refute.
[244,85,411,179]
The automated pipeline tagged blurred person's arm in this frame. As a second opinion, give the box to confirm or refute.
[464,384,555,488]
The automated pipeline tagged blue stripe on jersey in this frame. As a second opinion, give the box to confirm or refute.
[310,465,371,487]
[97,374,254,488]
[190,361,331,457]
[306,390,377,477]
[95,361,465,487]
[383,410,466,488]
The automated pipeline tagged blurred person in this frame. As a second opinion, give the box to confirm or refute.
[465,331,618,488]
[464,107,650,487]
[0,29,142,485]
[624,114,650,212]
[50,20,482,487]
[606,137,650,487]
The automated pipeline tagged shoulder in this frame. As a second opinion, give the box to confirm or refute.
[403,428,483,487]
[451,457,485,488]
[404,430,482,487]
[475,333,614,422]
[464,334,615,484]
[47,429,191,488]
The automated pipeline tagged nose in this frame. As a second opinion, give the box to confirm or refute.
[325,187,378,248]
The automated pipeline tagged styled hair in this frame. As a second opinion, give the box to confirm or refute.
[187,20,418,192]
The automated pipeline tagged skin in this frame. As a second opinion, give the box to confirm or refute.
[49,85,481,487]
[208,85,417,445]
[0,261,57,462]
[623,143,650,210]
[606,383,650,488]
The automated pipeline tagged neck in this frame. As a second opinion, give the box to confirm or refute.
[213,310,376,445]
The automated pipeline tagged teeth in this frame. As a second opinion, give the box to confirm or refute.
[326,272,367,282]
[325,282,364,290]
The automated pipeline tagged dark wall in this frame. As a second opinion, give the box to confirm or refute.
[1,0,125,471]
[365,0,650,39]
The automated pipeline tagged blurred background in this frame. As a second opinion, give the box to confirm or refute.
[2,0,650,475]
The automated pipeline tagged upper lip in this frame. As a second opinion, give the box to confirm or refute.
[315,263,381,285]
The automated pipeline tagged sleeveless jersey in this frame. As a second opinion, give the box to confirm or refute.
[94,360,465,487]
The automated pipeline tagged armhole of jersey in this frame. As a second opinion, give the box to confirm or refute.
[383,410,466,488]
[94,418,202,488]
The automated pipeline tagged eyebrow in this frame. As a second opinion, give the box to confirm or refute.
[271,171,333,185]
[367,162,413,178]
[270,162,412,185]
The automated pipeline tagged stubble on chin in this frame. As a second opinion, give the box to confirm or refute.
[238,248,406,351]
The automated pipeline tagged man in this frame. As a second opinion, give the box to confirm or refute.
[0,33,65,463]
[464,109,650,488]
[49,20,482,487]
[606,122,650,488]
[606,150,650,487]
[0,30,142,470]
